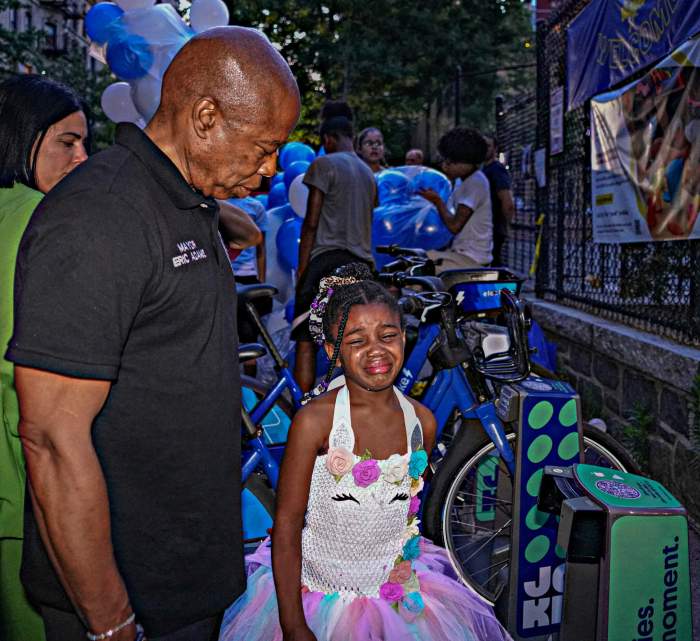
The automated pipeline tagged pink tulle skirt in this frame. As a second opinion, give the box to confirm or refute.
[219,538,512,641]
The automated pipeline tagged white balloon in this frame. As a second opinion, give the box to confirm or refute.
[115,0,155,11]
[288,173,309,219]
[101,82,143,124]
[131,74,162,124]
[189,0,229,33]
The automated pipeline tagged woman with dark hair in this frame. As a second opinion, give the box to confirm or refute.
[0,74,88,641]
[357,126,387,173]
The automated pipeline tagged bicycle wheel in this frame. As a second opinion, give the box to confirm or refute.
[435,425,638,604]
[242,472,275,546]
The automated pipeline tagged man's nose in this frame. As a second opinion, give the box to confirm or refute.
[258,153,278,178]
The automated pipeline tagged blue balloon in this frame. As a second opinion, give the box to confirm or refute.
[376,170,411,206]
[276,215,303,271]
[270,172,285,189]
[415,206,452,249]
[85,2,124,44]
[267,182,288,209]
[284,160,310,191]
[106,32,153,80]
[317,146,326,157]
[279,142,316,170]
[411,168,451,203]
[254,194,269,209]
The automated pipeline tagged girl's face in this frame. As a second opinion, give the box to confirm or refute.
[326,302,404,392]
[359,130,385,165]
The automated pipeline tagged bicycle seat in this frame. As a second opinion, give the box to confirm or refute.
[239,342,267,361]
[237,283,278,303]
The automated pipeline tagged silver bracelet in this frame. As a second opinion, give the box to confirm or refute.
[86,613,136,640]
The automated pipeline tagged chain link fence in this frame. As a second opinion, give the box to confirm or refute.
[497,0,700,345]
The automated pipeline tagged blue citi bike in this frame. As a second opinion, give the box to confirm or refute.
[236,248,637,606]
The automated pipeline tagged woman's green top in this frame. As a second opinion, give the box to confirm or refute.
[0,182,43,540]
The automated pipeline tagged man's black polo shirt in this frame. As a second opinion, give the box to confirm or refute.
[6,124,243,636]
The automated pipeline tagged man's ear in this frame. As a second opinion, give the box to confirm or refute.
[192,97,218,140]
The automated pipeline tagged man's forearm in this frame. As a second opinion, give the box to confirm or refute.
[297,222,317,278]
[218,201,263,249]
[435,200,463,234]
[256,242,266,282]
[23,431,132,633]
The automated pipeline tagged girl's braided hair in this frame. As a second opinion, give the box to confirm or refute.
[304,263,405,401]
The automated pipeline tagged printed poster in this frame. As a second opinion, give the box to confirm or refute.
[591,35,700,242]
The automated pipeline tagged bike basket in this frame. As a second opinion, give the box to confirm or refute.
[439,268,522,314]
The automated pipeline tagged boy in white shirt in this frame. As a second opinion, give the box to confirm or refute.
[418,127,493,271]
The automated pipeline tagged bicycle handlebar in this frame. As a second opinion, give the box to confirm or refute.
[375,245,429,258]
[378,272,444,292]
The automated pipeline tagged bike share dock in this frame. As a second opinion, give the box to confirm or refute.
[538,464,692,641]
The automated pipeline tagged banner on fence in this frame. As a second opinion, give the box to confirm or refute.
[590,35,700,243]
[568,0,700,110]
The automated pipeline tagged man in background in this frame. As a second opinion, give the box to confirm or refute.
[482,133,515,266]
[405,148,424,165]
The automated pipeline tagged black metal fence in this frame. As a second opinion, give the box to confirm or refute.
[496,93,539,280]
[497,0,700,345]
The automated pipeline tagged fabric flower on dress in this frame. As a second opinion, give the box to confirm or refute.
[402,520,420,543]
[399,591,425,622]
[382,453,409,484]
[388,560,413,584]
[379,581,405,603]
[402,536,421,560]
[408,449,428,479]
[402,572,420,595]
[409,476,424,496]
[352,459,381,487]
[325,447,354,479]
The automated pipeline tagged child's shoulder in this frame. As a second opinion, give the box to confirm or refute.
[292,387,342,434]
[403,395,437,432]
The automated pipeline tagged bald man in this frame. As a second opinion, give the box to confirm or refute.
[404,148,424,165]
[6,28,300,641]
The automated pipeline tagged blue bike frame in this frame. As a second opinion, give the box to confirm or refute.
[396,323,515,474]
[242,365,303,488]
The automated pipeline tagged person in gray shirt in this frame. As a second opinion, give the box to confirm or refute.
[293,106,376,392]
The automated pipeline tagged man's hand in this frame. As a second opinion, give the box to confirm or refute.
[217,200,263,250]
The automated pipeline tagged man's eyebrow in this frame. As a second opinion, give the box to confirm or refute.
[56,131,83,139]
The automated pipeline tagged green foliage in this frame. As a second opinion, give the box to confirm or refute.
[229,0,534,159]
[623,403,653,469]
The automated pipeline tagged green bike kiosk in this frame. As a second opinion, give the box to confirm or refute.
[499,375,692,641]
[538,464,693,641]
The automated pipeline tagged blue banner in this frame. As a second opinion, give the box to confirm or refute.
[567,0,700,110]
